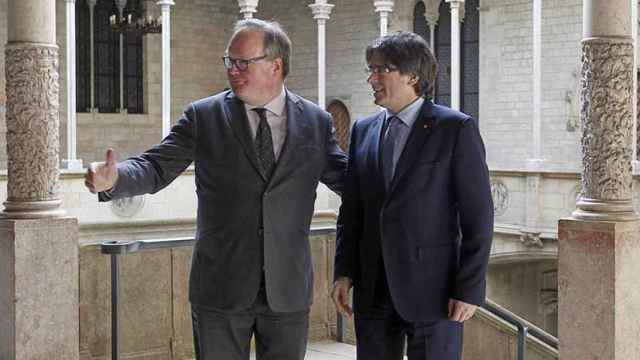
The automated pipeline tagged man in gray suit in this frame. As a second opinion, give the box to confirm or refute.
[85,19,347,360]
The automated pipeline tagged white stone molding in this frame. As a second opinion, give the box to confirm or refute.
[238,0,259,19]
[446,0,463,110]
[374,0,394,37]
[157,0,174,139]
[64,0,83,170]
[3,44,64,218]
[309,0,334,109]
[573,37,637,221]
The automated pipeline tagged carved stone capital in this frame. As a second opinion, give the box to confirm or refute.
[238,0,258,18]
[3,43,63,219]
[424,0,442,26]
[574,37,638,221]
[374,0,394,14]
[309,2,334,21]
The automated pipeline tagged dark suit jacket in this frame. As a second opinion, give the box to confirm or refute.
[101,89,347,312]
[335,100,493,321]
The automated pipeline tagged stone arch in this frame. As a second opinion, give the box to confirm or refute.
[327,100,351,151]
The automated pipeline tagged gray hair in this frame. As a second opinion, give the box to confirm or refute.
[229,19,292,78]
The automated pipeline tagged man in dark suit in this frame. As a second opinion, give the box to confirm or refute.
[85,19,346,360]
[332,31,493,359]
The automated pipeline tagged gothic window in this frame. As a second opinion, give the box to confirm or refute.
[430,0,480,121]
[76,0,144,114]
[327,100,351,151]
[413,2,430,47]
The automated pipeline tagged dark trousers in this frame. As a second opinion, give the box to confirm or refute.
[191,284,309,360]
[354,265,463,360]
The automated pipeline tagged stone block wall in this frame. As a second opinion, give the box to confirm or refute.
[77,229,338,359]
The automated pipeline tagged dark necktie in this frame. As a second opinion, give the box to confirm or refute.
[253,108,276,180]
[381,116,400,189]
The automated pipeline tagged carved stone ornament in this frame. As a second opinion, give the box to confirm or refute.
[579,38,633,202]
[519,230,543,248]
[490,179,509,217]
[110,195,145,218]
[3,43,63,218]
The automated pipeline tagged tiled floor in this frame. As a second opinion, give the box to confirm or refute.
[250,341,356,359]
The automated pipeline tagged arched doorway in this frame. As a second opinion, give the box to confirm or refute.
[327,100,351,151]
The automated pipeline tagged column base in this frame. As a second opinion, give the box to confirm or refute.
[62,158,83,171]
[0,217,79,360]
[558,219,640,359]
[1,199,65,219]
[573,198,638,221]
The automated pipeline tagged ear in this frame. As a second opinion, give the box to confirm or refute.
[272,57,283,75]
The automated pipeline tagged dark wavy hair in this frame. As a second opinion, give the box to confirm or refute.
[366,31,438,98]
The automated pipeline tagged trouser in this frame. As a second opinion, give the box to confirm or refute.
[191,282,309,360]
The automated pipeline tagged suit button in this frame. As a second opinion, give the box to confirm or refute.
[258,228,264,237]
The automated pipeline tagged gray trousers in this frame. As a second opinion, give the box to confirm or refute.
[191,285,309,360]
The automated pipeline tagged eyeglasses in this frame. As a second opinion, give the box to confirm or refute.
[222,54,268,71]
[365,64,398,75]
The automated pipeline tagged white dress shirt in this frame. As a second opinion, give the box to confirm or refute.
[244,87,288,160]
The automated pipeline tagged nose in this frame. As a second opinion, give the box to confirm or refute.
[367,73,377,85]
[227,65,241,76]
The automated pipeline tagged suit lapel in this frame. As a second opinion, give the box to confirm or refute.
[366,111,386,196]
[223,91,267,181]
[267,90,306,188]
[387,100,435,196]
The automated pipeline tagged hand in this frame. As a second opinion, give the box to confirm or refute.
[448,298,477,322]
[85,148,119,193]
[331,277,353,319]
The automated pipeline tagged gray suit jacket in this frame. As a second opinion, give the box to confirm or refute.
[100,89,347,312]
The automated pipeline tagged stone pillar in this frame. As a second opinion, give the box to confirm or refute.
[424,0,442,53]
[529,0,543,168]
[157,0,174,139]
[309,0,334,109]
[1,0,79,359]
[238,0,259,19]
[88,0,97,112]
[446,0,464,111]
[559,0,640,358]
[374,0,394,37]
[62,0,83,170]
[116,0,127,113]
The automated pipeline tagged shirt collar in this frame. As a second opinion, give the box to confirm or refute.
[245,86,287,116]
[385,96,425,128]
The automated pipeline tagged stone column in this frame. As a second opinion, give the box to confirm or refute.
[116,0,127,113]
[88,0,96,112]
[1,0,79,359]
[559,0,640,358]
[238,0,259,19]
[529,0,543,168]
[424,0,442,53]
[374,0,394,37]
[157,0,174,139]
[446,0,463,111]
[63,0,83,170]
[309,0,334,109]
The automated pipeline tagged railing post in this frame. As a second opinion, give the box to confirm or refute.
[110,254,120,360]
